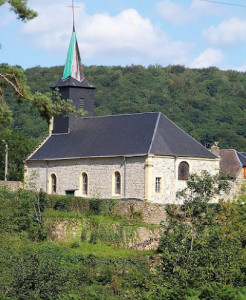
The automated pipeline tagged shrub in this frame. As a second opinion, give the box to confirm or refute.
[54,197,70,212]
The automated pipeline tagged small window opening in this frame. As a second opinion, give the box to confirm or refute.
[155,177,161,193]
[82,173,88,195]
[114,172,121,195]
[51,174,57,194]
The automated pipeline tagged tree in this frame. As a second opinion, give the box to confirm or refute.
[158,171,245,289]
[0,1,37,22]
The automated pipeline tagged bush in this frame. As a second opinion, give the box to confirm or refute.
[54,197,70,212]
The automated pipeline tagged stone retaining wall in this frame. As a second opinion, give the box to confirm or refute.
[115,199,168,225]
[0,181,23,191]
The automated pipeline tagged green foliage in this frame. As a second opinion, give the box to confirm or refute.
[81,217,138,247]
[54,196,71,212]
[158,172,246,290]
[1,0,37,22]
[129,204,143,221]
[70,241,80,249]
[49,194,119,216]
[0,182,245,299]
[0,128,36,180]
[13,64,244,150]
[0,187,48,240]
[176,170,231,203]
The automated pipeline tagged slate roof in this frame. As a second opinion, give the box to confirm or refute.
[27,112,217,161]
[238,152,246,167]
[240,152,246,159]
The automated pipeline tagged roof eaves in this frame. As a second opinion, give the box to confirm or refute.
[25,134,51,162]
[27,153,148,162]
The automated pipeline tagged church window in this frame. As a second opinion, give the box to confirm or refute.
[155,177,161,193]
[114,171,121,195]
[78,98,85,110]
[82,173,88,195]
[178,162,189,180]
[51,173,57,194]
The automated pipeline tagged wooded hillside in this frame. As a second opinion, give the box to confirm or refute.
[1,64,245,180]
[25,65,246,150]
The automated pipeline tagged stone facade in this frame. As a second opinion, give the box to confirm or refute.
[145,155,220,204]
[26,156,146,200]
[26,154,219,204]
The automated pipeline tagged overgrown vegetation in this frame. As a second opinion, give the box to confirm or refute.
[0,174,245,299]
[158,173,246,297]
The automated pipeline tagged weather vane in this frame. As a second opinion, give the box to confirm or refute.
[67,0,80,31]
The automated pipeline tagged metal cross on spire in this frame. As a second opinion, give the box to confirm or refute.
[67,0,79,31]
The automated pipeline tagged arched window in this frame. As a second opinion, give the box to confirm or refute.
[82,173,88,195]
[114,171,121,195]
[178,162,189,180]
[51,173,57,193]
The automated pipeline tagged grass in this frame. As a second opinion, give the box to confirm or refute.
[56,240,156,258]
[44,209,162,229]
[0,232,156,259]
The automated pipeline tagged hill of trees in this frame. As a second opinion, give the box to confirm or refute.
[1,64,246,180]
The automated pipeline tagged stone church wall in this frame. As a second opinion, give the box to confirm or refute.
[148,156,220,204]
[26,155,220,204]
[26,156,146,200]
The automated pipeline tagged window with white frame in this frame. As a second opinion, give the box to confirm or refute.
[155,177,161,193]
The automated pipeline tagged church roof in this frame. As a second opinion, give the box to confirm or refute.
[27,112,217,161]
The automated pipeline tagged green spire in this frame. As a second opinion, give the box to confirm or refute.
[62,30,84,81]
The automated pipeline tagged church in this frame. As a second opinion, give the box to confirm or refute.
[25,26,220,204]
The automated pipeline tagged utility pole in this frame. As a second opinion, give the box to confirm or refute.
[2,140,8,181]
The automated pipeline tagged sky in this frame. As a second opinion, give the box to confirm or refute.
[1,0,246,71]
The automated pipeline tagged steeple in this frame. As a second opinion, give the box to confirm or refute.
[50,5,96,134]
[62,28,85,82]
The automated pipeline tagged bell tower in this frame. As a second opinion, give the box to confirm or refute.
[51,10,95,134]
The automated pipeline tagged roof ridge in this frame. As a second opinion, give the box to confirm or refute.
[76,111,159,120]
[148,112,161,154]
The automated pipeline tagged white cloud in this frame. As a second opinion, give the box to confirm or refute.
[203,18,246,47]
[156,0,215,25]
[20,1,193,66]
[191,48,223,68]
